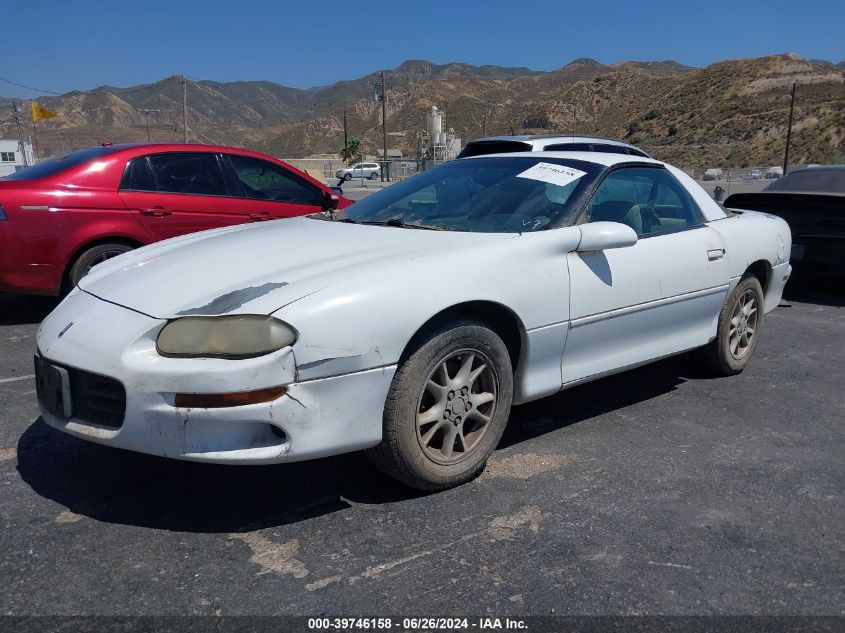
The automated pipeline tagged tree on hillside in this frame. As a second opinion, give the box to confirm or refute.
[340,137,363,165]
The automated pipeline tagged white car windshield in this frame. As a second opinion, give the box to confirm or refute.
[334,156,603,232]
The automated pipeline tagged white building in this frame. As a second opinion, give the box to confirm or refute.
[0,139,35,177]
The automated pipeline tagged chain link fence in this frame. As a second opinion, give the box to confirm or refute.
[256,154,830,206]
[680,164,820,201]
[282,157,430,185]
[680,166,784,182]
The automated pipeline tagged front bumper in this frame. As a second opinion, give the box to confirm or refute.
[36,289,395,464]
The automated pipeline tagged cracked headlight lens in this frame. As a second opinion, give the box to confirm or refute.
[156,315,297,359]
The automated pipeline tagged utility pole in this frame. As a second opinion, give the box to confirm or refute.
[482,101,489,137]
[138,108,162,142]
[30,104,40,163]
[380,71,388,182]
[343,106,349,166]
[783,82,797,175]
[181,75,188,143]
[11,102,28,166]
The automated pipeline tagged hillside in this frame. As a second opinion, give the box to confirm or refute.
[1,54,842,167]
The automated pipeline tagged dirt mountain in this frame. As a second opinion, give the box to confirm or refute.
[1,54,842,168]
[253,54,844,167]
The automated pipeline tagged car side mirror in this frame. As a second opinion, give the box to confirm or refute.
[322,191,340,211]
[576,221,638,252]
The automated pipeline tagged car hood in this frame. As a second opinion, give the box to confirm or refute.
[79,217,507,319]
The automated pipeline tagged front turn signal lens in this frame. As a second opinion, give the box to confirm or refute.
[174,386,287,409]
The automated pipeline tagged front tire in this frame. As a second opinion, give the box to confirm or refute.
[701,274,765,376]
[66,242,134,290]
[366,320,513,490]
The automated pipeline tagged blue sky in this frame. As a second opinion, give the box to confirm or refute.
[2,0,843,98]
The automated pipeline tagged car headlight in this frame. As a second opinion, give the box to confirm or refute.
[156,315,297,359]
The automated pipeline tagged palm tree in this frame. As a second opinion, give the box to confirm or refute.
[340,137,362,165]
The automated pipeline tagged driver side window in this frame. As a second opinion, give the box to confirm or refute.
[146,152,227,196]
[228,154,323,206]
[586,167,703,237]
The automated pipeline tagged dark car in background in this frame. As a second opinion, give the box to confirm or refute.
[725,165,845,274]
[0,143,351,295]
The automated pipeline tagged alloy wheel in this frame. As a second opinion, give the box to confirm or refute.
[415,349,498,465]
[729,289,758,360]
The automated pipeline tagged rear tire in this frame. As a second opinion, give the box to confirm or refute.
[66,242,134,290]
[369,172,379,180]
[366,320,513,490]
[700,274,765,376]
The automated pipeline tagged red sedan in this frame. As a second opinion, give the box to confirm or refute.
[0,143,351,295]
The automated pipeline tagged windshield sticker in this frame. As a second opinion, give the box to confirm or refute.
[516,162,587,188]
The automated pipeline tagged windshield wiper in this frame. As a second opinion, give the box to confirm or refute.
[308,213,360,223]
[361,217,449,231]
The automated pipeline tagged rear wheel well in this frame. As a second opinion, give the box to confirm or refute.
[744,260,772,291]
[401,301,524,374]
[62,237,144,293]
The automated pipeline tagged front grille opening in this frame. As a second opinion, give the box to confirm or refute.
[67,367,126,429]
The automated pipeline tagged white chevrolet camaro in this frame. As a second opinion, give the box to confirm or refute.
[34,152,792,489]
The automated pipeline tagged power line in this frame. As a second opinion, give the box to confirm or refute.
[1,75,198,99]
[137,108,174,142]
[0,76,63,95]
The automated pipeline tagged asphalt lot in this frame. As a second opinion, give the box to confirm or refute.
[338,180,393,202]
[696,179,768,199]
[0,273,843,617]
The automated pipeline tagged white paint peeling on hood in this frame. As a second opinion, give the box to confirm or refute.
[79,217,507,319]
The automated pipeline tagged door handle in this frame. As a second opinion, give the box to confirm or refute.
[249,213,272,221]
[140,207,172,217]
[707,248,725,261]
